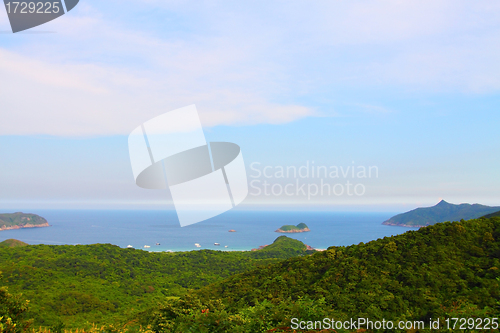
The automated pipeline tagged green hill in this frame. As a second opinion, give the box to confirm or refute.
[0,212,49,230]
[145,217,500,332]
[383,199,500,227]
[0,239,28,248]
[248,236,313,259]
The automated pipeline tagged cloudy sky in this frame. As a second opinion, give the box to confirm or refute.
[1,0,499,211]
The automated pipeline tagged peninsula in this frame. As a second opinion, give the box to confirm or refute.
[0,212,50,231]
[275,223,310,233]
[383,200,500,227]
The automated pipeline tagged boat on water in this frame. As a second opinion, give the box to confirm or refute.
[144,245,151,248]
[228,229,236,232]
[127,245,133,248]
[156,242,160,245]
[194,243,201,248]
[224,245,228,248]
[214,243,220,246]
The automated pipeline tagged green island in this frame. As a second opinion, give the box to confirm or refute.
[275,222,310,233]
[1,216,499,332]
[0,212,49,231]
[382,199,500,227]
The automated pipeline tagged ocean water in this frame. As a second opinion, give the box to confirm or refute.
[0,209,419,252]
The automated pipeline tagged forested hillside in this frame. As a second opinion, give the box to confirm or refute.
[0,236,310,329]
[483,210,500,218]
[147,217,500,332]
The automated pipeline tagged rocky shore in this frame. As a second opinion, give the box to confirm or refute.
[275,227,311,233]
[1,222,50,231]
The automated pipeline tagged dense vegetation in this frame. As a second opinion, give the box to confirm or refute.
[148,217,500,332]
[0,213,48,229]
[0,239,28,248]
[0,282,31,333]
[1,217,499,332]
[0,236,310,329]
[383,199,500,227]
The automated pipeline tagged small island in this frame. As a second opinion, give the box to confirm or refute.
[275,223,310,233]
[0,212,50,231]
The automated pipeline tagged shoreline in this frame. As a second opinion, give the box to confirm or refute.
[0,222,50,231]
[382,222,426,228]
[275,228,310,233]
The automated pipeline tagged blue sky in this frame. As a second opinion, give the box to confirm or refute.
[1,1,499,211]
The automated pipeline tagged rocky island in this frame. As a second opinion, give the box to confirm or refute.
[275,223,310,233]
[0,212,50,231]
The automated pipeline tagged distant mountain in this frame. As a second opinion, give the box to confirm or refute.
[0,212,49,231]
[0,239,28,248]
[383,200,500,227]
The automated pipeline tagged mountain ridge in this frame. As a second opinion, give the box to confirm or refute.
[382,200,500,227]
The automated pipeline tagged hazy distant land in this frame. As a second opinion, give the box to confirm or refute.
[383,200,500,227]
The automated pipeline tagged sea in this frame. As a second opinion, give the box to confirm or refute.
[0,209,419,252]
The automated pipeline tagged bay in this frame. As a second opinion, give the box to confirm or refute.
[0,209,418,252]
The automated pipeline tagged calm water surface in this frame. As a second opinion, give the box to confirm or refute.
[0,209,418,252]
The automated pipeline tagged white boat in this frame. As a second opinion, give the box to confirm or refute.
[127,245,133,248]
[144,245,151,248]
[194,243,201,248]
[224,245,228,248]
[214,243,220,246]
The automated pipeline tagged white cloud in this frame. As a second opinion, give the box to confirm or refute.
[0,46,313,136]
[0,4,314,136]
[1,0,500,136]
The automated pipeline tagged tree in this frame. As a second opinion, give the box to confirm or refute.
[0,277,32,333]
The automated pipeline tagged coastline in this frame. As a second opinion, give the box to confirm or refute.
[382,221,426,228]
[275,228,310,233]
[0,222,50,231]
[0,210,406,252]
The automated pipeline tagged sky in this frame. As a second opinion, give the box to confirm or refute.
[1,0,499,212]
